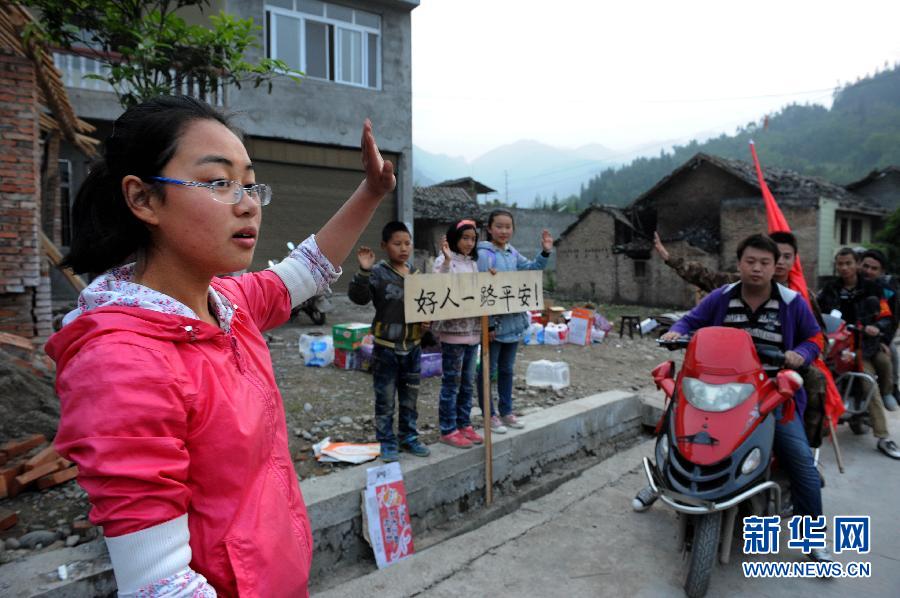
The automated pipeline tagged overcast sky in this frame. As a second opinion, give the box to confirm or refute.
[411,0,900,161]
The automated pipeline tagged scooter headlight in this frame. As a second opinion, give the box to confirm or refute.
[740,447,762,475]
[682,377,755,412]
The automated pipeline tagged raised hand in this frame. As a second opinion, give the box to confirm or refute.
[541,229,554,252]
[357,246,376,270]
[653,232,670,262]
[361,119,396,198]
[440,236,452,261]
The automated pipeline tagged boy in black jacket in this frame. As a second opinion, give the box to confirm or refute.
[349,222,430,462]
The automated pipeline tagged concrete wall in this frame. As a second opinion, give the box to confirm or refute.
[303,391,641,580]
[506,208,577,271]
[226,0,415,227]
[62,0,417,228]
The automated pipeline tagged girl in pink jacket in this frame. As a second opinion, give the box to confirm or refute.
[44,95,395,597]
[432,220,484,449]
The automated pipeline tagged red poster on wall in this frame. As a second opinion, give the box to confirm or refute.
[364,462,414,568]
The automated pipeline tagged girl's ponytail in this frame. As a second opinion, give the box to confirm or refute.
[61,159,150,275]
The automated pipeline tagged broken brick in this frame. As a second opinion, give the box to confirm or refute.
[36,465,78,490]
[10,459,63,496]
[0,434,46,459]
[72,519,95,537]
[0,508,18,530]
[24,445,58,470]
[0,462,25,498]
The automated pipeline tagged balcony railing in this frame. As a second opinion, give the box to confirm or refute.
[53,50,227,107]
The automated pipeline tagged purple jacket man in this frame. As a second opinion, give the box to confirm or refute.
[670,281,821,415]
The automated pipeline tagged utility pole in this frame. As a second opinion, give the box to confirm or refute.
[504,170,509,203]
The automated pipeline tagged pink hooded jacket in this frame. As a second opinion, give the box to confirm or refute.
[45,239,335,597]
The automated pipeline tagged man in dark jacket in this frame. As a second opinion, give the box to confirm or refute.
[817,248,900,460]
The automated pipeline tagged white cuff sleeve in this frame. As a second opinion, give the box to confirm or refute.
[269,234,342,308]
[105,514,215,597]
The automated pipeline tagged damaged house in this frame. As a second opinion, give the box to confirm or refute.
[555,153,887,308]
[412,180,489,272]
[0,3,97,343]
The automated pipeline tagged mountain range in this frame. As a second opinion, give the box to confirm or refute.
[413,140,626,206]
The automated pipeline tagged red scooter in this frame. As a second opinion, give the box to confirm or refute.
[642,326,803,598]
[821,310,877,435]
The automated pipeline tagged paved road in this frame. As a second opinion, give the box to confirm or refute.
[319,409,900,597]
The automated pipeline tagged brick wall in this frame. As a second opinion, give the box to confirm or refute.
[555,209,617,302]
[720,200,820,288]
[0,50,51,343]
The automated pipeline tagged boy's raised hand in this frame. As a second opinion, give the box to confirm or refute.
[361,119,396,199]
[541,229,554,252]
[357,246,376,270]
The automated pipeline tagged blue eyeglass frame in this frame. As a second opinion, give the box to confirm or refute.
[148,176,272,206]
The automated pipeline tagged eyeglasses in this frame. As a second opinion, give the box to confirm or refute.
[149,176,272,206]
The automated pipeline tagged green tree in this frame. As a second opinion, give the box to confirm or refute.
[22,0,301,108]
[875,206,900,272]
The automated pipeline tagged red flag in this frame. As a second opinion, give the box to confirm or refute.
[749,140,809,300]
[749,141,845,424]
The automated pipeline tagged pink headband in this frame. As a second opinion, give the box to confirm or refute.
[456,219,476,229]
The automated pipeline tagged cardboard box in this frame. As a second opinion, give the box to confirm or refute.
[334,348,359,370]
[332,323,371,350]
[566,307,595,346]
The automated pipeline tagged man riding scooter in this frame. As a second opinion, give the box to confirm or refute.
[633,234,832,563]
[817,248,900,459]
[859,249,900,406]
[653,230,837,449]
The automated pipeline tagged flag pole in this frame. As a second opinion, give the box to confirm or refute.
[481,315,493,505]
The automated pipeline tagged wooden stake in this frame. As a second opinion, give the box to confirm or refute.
[481,315,493,505]
[826,416,845,474]
[41,232,86,292]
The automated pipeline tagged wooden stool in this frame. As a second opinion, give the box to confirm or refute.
[619,315,642,339]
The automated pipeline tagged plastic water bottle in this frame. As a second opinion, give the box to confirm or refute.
[299,333,334,367]
[525,360,570,390]
[524,323,544,345]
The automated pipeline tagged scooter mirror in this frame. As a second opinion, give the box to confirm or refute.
[652,360,676,398]
[760,370,803,415]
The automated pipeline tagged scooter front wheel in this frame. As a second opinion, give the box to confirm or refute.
[684,511,722,598]
[307,308,326,326]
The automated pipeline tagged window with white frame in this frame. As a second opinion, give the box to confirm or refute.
[266,0,381,89]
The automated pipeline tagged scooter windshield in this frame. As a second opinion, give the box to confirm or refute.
[682,377,755,412]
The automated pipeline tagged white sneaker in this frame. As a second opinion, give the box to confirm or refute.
[490,416,508,434]
[883,393,899,411]
[632,486,659,512]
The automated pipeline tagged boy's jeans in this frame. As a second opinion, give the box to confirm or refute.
[373,344,421,449]
[477,340,519,417]
[438,343,479,434]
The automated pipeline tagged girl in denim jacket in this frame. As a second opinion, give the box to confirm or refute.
[476,209,554,432]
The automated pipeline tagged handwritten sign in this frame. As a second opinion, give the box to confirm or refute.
[404,270,543,323]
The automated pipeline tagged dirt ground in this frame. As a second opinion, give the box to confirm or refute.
[271,295,675,479]
[1,294,678,563]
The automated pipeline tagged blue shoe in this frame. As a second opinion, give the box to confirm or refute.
[381,444,399,463]
[400,439,431,457]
